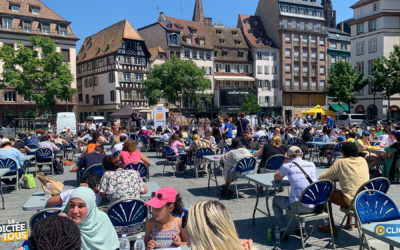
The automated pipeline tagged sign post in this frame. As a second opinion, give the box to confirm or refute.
[154,107,166,130]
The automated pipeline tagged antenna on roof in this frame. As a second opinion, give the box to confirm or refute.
[180,0,183,17]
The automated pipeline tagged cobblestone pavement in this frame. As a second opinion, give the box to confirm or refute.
[1,151,398,249]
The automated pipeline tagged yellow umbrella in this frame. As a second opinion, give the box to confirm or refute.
[302,105,335,116]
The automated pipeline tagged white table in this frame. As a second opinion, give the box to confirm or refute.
[203,155,224,191]
[23,154,36,173]
[246,168,327,225]
[0,168,10,209]
[362,219,400,250]
[22,182,161,211]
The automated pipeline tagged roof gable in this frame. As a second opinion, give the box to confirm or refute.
[238,14,275,49]
[0,0,67,22]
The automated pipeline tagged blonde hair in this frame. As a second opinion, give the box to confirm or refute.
[186,200,243,250]
[271,135,281,148]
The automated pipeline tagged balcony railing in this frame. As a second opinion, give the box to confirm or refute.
[280,25,326,34]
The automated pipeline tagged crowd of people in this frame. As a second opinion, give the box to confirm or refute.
[3,112,400,249]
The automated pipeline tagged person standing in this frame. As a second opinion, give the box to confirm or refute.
[327,115,334,129]
[235,113,249,146]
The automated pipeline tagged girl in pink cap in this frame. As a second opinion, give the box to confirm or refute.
[144,187,187,249]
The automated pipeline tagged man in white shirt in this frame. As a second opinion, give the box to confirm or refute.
[112,134,127,155]
[380,129,396,147]
[254,126,266,140]
[273,146,317,240]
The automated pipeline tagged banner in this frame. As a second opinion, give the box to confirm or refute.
[154,107,166,130]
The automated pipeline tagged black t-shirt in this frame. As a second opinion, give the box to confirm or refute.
[77,152,105,170]
[259,144,287,170]
[130,113,137,121]
[13,140,26,150]
[235,119,249,136]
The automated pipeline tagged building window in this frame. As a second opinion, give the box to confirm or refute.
[272,66,277,74]
[369,20,376,32]
[285,64,291,73]
[257,52,262,60]
[225,64,231,73]
[303,50,308,60]
[285,33,291,42]
[282,19,288,28]
[186,37,192,44]
[373,2,378,11]
[199,51,204,59]
[357,23,364,34]
[294,64,300,74]
[10,4,20,12]
[123,90,132,100]
[368,39,377,53]
[30,6,40,14]
[232,30,238,35]
[222,51,228,57]
[219,39,225,44]
[320,66,325,75]
[290,7,297,13]
[110,90,115,101]
[192,50,197,59]
[135,74,143,82]
[59,24,68,36]
[78,94,83,102]
[319,37,325,45]
[23,20,32,32]
[4,92,16,102]
[184,50,190,58]
[303,64,309,75]
[272,52,277,61]
[299,8,305,15]
[61,49,70,62]
[308,22,313,31]
[264,66,270,74]
[368,60,376,75]
[319,51,325,60]
[302,35,308,46]
[238,51,243,58]
[320,80,325,90]
[234,40,241,45]
[123,72,131,81]
[85,94,89,104]
[244,65,249,73]
[41,23,50,34]
[169,34,178,45]
[2,18,12,30]
[257,65,263,74]
[285,79,291,89]
[109,72,114,83]
[356,41,365,55]
[291,20,297,28]
[281,5,288,12]
[285,48,291,57]
[216,29,222,34]
[357,61,364,73]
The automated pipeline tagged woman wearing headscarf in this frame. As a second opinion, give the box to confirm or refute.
[61,187,119,250]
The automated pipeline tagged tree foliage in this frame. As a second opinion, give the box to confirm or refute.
[240,94,261,115]
[143,55,211,111]
[0,36,75,112]
[372,44,400,97]
[325,61,367,107]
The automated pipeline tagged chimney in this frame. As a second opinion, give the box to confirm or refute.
[341,22,344,32]
[158,12,166,23]
[205,17,212,26]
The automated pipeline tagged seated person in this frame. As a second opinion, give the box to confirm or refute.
[219,138,252,196]
[189,131,211,153]
[356,130,379,169]
[118,139,151,167]
[254,126,267,141]
[38,135,59,153]
[204,130,216,148]
[99,156,147,203]
[71,146,105,172]
[254,136,287,173]
[10,138,31,153]
[273,146,317,240]
[47,173,102,209]
[0,138,25,186]
[144,188,187,249]
[319,142,369,232]
[111,134,127,155]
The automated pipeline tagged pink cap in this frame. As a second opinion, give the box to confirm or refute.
[144,187,177,208]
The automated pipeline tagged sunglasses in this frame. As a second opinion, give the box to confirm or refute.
[151,192,163,200]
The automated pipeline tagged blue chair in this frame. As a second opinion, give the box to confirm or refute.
[339,177,390,231]
[82,164,104,178]
[262,154,285,173]
[35,148,54,175]
[107,198,148,240]
[193,147,213,178]
[233,157,256,202]
[258,135,269,144]
[27,144,38,150]
[138,135,150,152]
[113,151,121,158]
[125,162,149,180]
[29,208,62,230]
[282,180,335,249]
[355,190,400,250]
[288,137,300,145]
[222,145,231,154]
[163,146,179,176]
[0,158,20,192]
[328,142,343,164]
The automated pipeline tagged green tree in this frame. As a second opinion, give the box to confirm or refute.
[372,45,400,120]
[325,61,367,109]
[143,55,211,111]
[0,36,75,113]
[240,94,261,115]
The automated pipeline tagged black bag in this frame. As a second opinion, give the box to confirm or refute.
[292,162,325,214]
[53,159,64,175]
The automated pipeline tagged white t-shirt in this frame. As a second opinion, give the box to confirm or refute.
[278,158,316,207]
[59,189,101,209]
[112,142,124,154]
[255,130,266,140]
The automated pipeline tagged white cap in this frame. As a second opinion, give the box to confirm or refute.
[122,234,127,238]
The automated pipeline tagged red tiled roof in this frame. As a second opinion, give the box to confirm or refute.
[238,14,275,49]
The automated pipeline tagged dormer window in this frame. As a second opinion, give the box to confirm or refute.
[253,20,258,26]
[248,29,253,34]
[2,18,12,30]
[30,6,40,14]
[23,20,32,32]
[199,39,205,46]
[234,40,241,45]
[41,23,50,34]
[10,4,20,12]
[216,29,222,34]
[232,30,237,35]
[258,30,263,35]
[186,37,192,44]
[244,19,249,24]
[219,39,225,44]
[59,24,68,36]
[257,39,263,45]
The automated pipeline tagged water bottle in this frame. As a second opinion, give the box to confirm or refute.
[267,228,273,242]
[119,234,130,250]
[133,234,145,250]
[45,183,52,200]
[274,226,280,244]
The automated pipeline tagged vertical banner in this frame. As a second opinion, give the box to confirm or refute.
[154,107,166,130]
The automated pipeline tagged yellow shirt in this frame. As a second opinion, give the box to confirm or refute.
[181,131,188,139]
[356,138,370,155]
[347,138,356,143]
[319,157,369,206]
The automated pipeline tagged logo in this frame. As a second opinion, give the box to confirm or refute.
[374,224,400,237]
[1,220,28,242]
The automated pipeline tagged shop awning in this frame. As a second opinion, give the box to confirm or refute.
[214,76,255,81]
[329,104,349,112]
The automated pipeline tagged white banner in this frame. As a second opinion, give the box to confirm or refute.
[154,106,166,130]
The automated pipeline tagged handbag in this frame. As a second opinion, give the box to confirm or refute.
[239,119,250,140]
[292,162,325,214]
[22,173,36,189]
[37,172,64,196]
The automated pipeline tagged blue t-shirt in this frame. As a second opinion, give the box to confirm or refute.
[327,117,334,129]
[0,148,25,169]
[224,123,234,138]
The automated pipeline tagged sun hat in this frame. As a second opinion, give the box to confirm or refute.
[144,187,177,209]
[287,146,302,156]
[362,130,370,136]
[0,138,11,147]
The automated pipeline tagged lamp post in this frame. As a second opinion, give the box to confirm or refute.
[387,72,394,125]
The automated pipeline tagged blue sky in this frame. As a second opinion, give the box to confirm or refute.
[41,0,356,52]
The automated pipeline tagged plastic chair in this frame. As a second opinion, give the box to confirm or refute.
[233,157,256,202]
[138,135,150,152]
[355,190,400,250]
[162,146,179,177]
[258,135,269,144]
[107,198,148,240]
[222,145,231,154]
[0,158,20,192]
[125,162,149,180]
[261,154,285,173]
[27,144,38,150]
[35,148,54,175]
[288,137,300,145]
[113,151,121,158]
[193,147,213,178]
[282,180,335,249]
[82,164,104,177]
[29,208,62,230]
[339,177,390,231]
